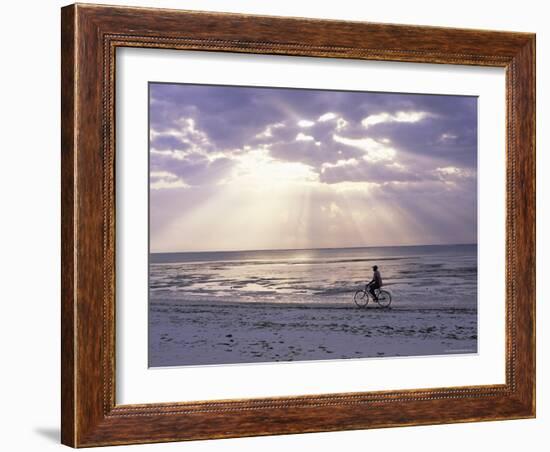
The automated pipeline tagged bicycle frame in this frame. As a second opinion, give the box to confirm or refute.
[364,283,380,299]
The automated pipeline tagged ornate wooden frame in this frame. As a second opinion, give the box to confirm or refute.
[61,3,535,447]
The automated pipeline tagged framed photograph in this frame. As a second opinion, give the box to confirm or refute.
[61,3,535,447]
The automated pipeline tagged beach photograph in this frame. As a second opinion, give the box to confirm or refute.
[148,83,478,367]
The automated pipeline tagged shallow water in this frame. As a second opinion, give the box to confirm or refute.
[150,244,477,310]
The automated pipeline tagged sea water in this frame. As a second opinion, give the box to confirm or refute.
[149,244,477,310]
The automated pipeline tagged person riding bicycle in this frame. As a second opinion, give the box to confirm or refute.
[367,265,383,302]
[354,265,391,308]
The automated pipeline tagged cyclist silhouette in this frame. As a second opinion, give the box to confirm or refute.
[368,265,383,301]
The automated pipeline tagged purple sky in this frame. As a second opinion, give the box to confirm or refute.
[149,83,477,252]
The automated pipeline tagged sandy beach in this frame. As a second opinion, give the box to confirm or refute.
[149,300,477,367]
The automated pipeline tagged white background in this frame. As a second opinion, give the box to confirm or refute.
[0,0,546,451]
[117,49,505,404]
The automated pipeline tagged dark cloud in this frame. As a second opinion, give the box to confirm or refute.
[150,134,190,151]
[150,83,477,168]
[268,140,364,168]
[149,82,477,188]
[151,151,234,186]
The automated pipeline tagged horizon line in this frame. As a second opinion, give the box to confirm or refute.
[150,242,477,255]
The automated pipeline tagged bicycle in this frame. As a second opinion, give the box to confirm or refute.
[354,283,392,308]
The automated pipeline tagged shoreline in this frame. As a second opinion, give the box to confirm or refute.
[151,297,477,312]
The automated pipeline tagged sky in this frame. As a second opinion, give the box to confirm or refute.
[149,83,477,253]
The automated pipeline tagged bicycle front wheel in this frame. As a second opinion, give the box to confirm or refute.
[376,290,392,308]
[354,290,369,308]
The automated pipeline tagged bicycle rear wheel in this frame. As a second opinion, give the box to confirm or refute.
[354,290,369,308]
[376,290,392,308]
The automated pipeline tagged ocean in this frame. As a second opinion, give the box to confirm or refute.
[149,244,477,310]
